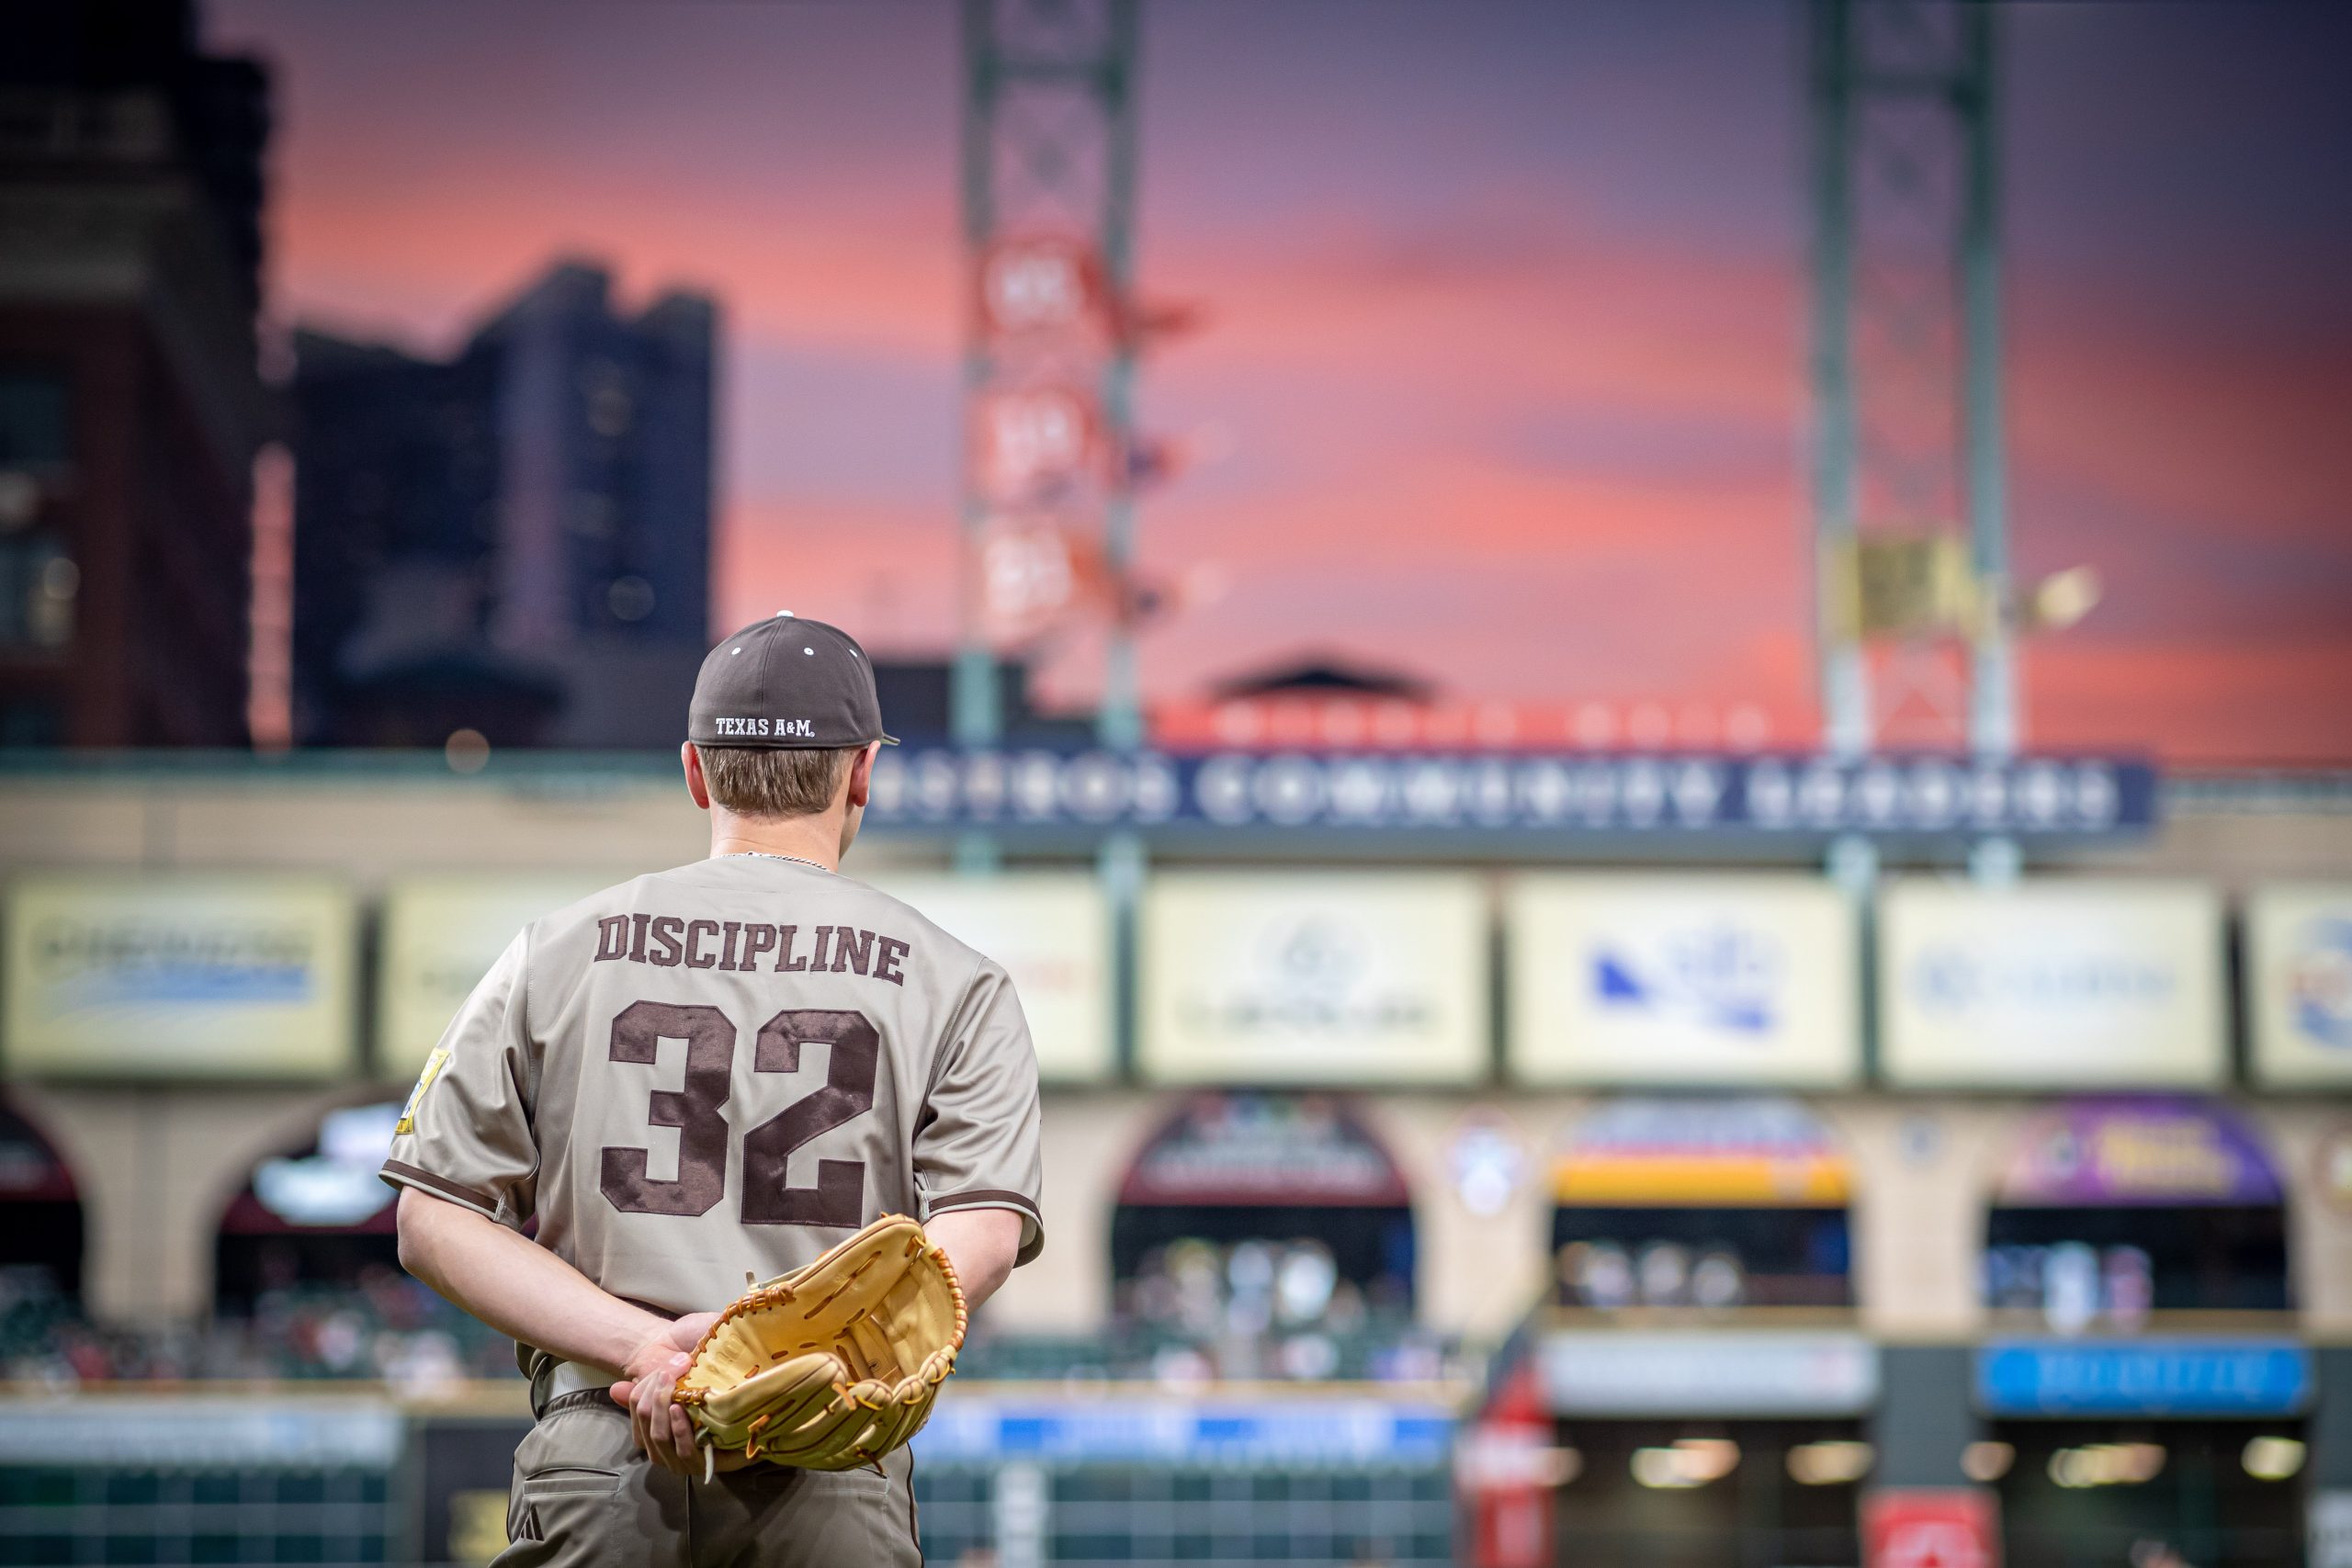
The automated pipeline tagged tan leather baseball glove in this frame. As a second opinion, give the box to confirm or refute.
[672,1213,967,1475]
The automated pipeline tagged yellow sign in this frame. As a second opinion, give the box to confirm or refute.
[445,1489,510,1565]
[1825,534,1980,638]
[3,874,358,1079]
[377,875,607,1079]
[1553,1153,1850,1206]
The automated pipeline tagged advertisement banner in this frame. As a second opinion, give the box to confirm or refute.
[1552,1096,1850,1206]
[866,747,2156,838]
[872,874,1112,1083]
[1995,1098,2282,1207]
[1862,1488,2000,1568]
[1138,873,1488,1084]
[0,1396,402,1467]
[1538,1330,1879,1416]
[913,1394,1453,1465]
[223,1101,404,1234]
[378,874,608,1079]
[1118,1094,1411,1207]
[2245,885,2352,1087]
[1879,880,2225,1088]
[3,874,357,1079]
[1506,875,1858,1085]
[1973,1338,2312,1417]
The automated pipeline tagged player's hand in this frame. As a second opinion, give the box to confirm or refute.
[613,1313,727,1476]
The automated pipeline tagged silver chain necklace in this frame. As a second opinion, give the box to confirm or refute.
[725,851,832,874]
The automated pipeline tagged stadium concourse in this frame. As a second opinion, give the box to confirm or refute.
[1,754,2350,1568]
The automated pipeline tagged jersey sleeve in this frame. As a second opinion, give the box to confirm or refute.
[914,957,1046,1266]
[379,928,538,1224]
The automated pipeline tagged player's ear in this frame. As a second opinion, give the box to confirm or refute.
[844,742,879,809]
[683,742,714,811]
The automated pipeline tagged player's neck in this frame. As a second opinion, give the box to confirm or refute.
[708,810,844,873]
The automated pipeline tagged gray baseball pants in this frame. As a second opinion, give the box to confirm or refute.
[492,1393,922,1568]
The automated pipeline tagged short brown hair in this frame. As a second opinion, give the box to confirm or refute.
[696,744,860,818]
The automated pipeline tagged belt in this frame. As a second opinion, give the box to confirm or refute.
[533,1358,625,1420]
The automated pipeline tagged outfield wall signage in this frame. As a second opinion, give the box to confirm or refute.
[1880,880,2225,1089]
[1994,1099,2282,1208]
[914,1395,1453,1465]
[1538,1330,1880,1416]
[1974,1338,2312,1418]
[3,874,358,1080]
[1138,873,1488,1084]
[1506,875,1859,1086]
[1552,1096,1850,1206]
[1118,1094,1412,1207]
[871,874,1112,1084]
[865,748,2154,838]
[0,1397,404,1467]
[378,874,608,1079]
[2245,884,2352,1088]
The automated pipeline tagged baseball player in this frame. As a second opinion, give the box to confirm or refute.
[384,613,1045,1567]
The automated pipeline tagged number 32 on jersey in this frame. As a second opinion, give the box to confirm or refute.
[599,1003,878,1229]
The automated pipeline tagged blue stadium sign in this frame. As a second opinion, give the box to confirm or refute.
[866,748,2155,838]
[913,1395,1454,1465]
[1975,1339,2312,1418]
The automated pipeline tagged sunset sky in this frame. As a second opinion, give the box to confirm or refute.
[206,0,2352,765]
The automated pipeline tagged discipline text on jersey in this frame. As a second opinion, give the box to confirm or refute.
[593,914,912,986]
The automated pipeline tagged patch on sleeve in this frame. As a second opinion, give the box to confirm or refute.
[395,1046,452,1135]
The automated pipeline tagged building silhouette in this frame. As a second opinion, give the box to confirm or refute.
[291,263,716,749]
[0,0,269,747]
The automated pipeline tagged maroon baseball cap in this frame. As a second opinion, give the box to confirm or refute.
[687,612,898,749]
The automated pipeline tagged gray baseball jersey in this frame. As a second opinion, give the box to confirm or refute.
[380,853,1045,1373]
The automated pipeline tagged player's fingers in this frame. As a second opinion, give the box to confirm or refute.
[628,1387,650,1460]
[633,1374,669,1464]
[645,1357,690,1471]
[609,1379,635,1409]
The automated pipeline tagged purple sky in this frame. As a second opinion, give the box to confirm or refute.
[209,0,2352,763]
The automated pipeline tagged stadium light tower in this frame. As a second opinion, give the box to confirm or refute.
[956,0,1143,769]
[1809,0,2012,771]
[957,0,1147,1070]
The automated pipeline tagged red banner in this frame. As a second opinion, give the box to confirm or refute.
[1458,1362,1558,1568]
[1862,1487,2001,1568]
